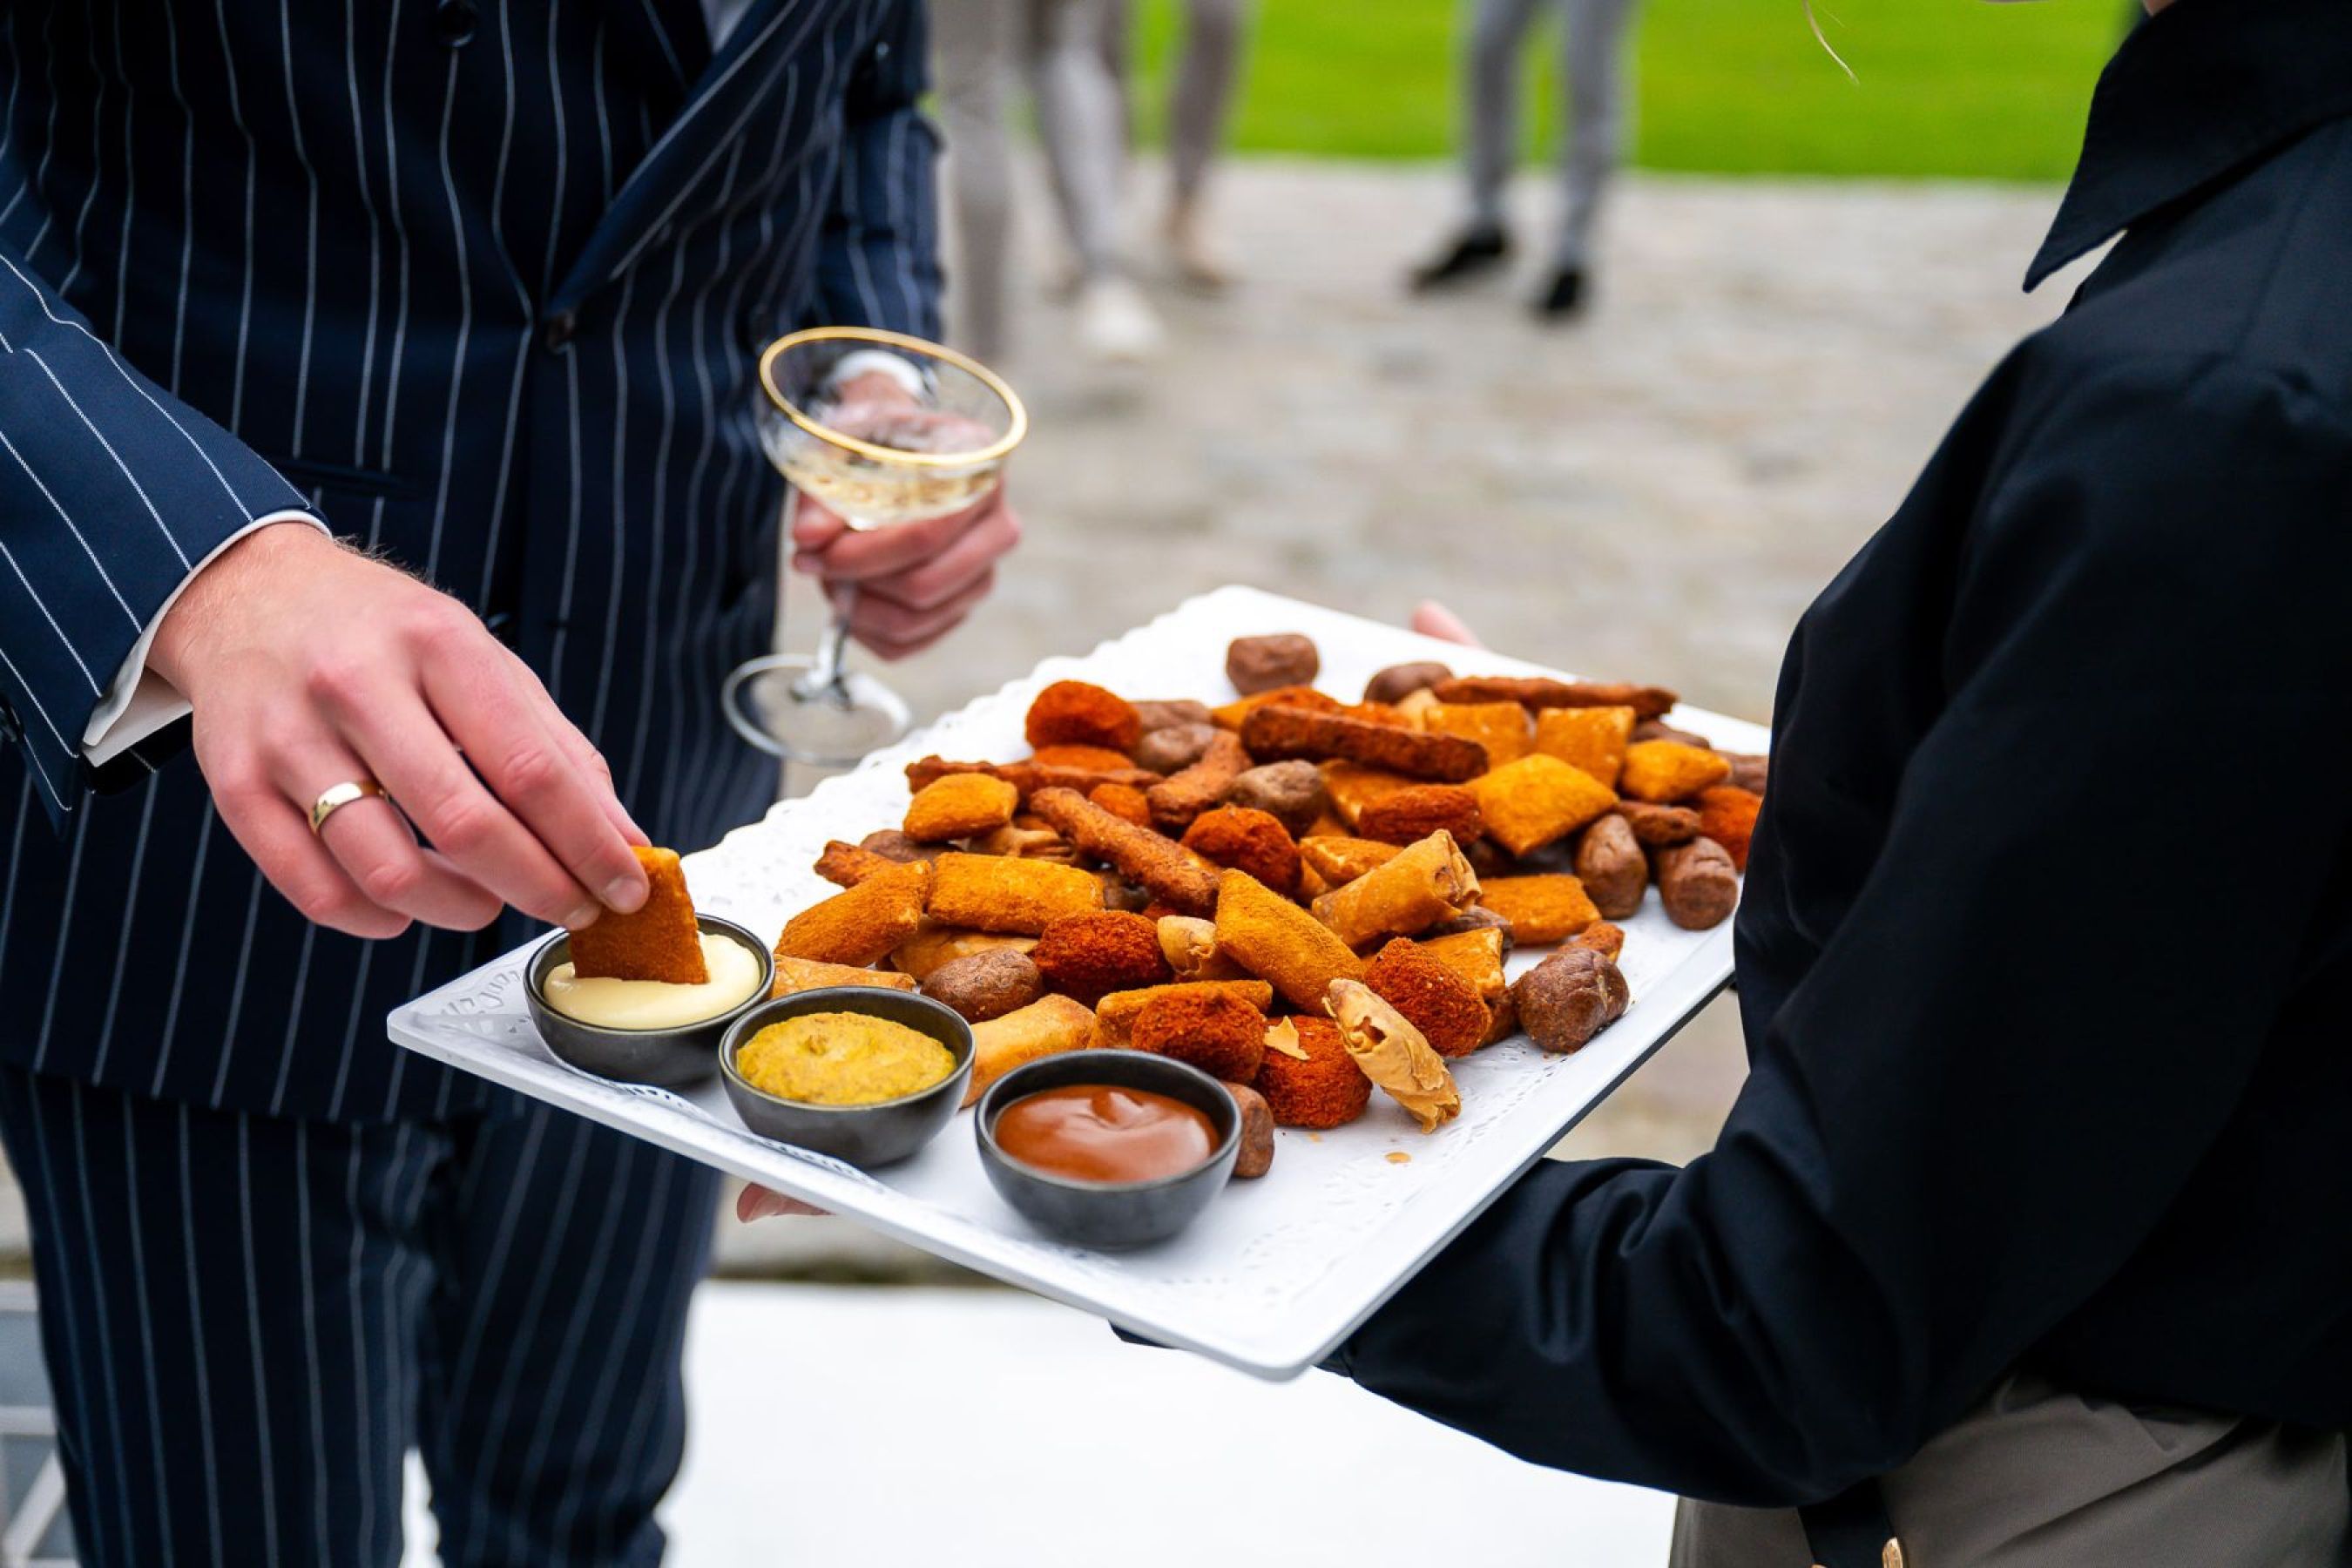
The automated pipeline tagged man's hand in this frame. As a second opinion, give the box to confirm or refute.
[1411,601,1483,647]
[151,524,651,940]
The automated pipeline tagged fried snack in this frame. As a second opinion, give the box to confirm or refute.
[928,850,1104,936]
[1325,979,1460,1133]
[1226,632,1321,695]
[775,861,932,968]
[903,773,1020,842]
[1222,760,1327,835]
[1619,740,1734,804]
[1477,874,1603,946]
[1133,722,1218,774]
[1133,990,1267,1082]
[1252,1015,1371,1130]
[1720,753,1770,796]
[1144,729,1252,832]
[1364,938,1490,1059]
[1481,989,1519,1047]
[1633,719,1713,748]
[1213,868,1365,1009]
[1615,800,1702,847]
[1393,688,1440,727]
[1132,699,1214,733]
[1092,980,1274,1050]
[814,840,902,889]
[1363,661,1452,705]
[1296,862,1330,900]
[861,829,929,862]
[1181,807,1302,898]
[1355,785,1484,848]
[1467,754,1619,857]
[1336,700,1415,728]
[1088,782,1154,829]
[1570,922,1625,963]
[906,755,1162,801]
[1511,947,1631,1054]
[1418,927,1509,1010]
[889,922,1037,982]
[1695,785,1762,872]
[1030,787,1222,917]
[920,950,1044,1023]
[963,995,1099,1108]
[1157,916,1247,983]
[771,956,921,1000]
[1025,679,1143,754]
[1423,903,1515,956]
[1310,831,1479,949]
[969,822,1080,863]
[1320,762,1422,828]
[1655,839,1740,929]
[1030,910,1173,1007]
[1422,701,1531,768]
[1299,835,1403,887]
[1533,705,1637,790]
[1429,676,1678,720]
[566,846,707,983]
[1222,1081,1276,1179]
[1211,685,1342,730]
[1240,705,1488,783]
[1031,744,1145,774]
[1573,812,1649,919]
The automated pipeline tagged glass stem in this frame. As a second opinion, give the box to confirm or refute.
[802,585,858,700]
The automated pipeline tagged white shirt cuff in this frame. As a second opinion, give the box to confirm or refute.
[82,510,330,767]
[823,348,931,402]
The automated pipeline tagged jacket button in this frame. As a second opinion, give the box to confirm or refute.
[542,310,578,352]
[434,0,479,46]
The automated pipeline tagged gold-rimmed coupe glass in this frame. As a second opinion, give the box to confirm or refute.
[724,327,1028,767]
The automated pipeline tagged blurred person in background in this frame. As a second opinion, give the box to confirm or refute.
[1103,0,1255,289]
[1409,0,1639,318]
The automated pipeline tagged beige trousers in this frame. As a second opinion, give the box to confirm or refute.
[1670,1373,2349,1568]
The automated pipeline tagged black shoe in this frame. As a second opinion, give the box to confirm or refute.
[1534,266,1587,319]
[1409,225,1511,292]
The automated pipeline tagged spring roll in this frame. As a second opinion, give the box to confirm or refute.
[1309,831,1478,949]
[963,994,1099,1107]
[770,956,921,999]
[1299,835,1404,887]
[927,850,1104,936]
[1324,979,1460,1133]
[1213,869,1365,1010]
[1156,916,1249,982]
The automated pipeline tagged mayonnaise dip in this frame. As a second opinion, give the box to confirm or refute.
[542,932,763,1029]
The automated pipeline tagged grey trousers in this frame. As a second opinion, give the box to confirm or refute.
[1464,0,1638,271]
[1671,1372,2350,1567]
[1096,0,1248,205]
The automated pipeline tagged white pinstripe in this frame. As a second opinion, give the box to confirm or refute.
[18,1088,98,1560]
[274,0,323,455]
[146,802,216,1096]
[59,1083,137,1564]
[264,919,320,1115]
[0,775,26,993]
[30,808,88,1071]
[375,1,413,471]
[0,417,145,618]
[86,779,156,1078]
[342,1130,377,1558]
[423,50,475,584]
[293,1125,332,1563]
[161,0,196,394]
[206,868,266,1104]
[0,535,104,693]
[322,939,376,1125]
[176,1103,228,1565]
[208,0,260,429]
[342,0,384,467]
[105,10,133,345]
[234,1114,282,1565]
[23,348,193,571]
[539,1,571,299]
[442,1105,551,1411]
[0,4,58,233]
[117,1094,175,1568]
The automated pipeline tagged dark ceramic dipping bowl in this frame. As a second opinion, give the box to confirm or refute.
[526,915,772,1087]
[975,1051,1240,1251]
[719,988,974,1168]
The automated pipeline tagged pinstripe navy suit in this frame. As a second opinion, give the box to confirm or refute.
[0,1,939,1561]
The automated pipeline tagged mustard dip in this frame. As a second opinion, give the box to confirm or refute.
[735,1012,955,1106]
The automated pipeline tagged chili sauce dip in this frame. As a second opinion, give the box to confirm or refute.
[734,1012,956,1106]
[542,932,762,1030]
[993,1085,1218,1184]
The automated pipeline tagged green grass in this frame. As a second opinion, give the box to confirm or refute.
[1129,0,2127,181]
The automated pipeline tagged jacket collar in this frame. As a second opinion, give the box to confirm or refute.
[2026,0,2352,290]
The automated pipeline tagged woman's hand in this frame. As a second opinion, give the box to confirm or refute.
[737,1185,826,1220]
[1412,600,1484,647]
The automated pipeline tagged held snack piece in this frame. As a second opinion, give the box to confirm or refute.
[1132,699,1213,733]
[771,956,921,1000]
[1031,911,1173,1007]
[905,755,1161,802]
[1212,685,1342,730]
[1655,839,1740,930]
[1310,831,1480,949]
[1325,980,1461,1133]
[928,851,1105,936]
[1533,705,1637,790]
[1226,632,1321,696]
[1213,869,1366,1010]
[1619,740,1734,803]
[1240,706,1488,784]
[1615,800,1702,848]
[1573,812,1649,919]
[1145,730,1253,833]
[1299,835,1403,887]
[775,861,932,969]
[1252,1015,1372,1130]
[1467,754,1619,858]
[1421,702,1531,768]
[921,950,1045,1023]
[889,923,1037,982]
[1363,939,1490,1059]
[1180,807,1303,898]
[1220,1082,1277,1179]
[963,994,1100,1108]
[1429,676,1679,721]
[814,840,903,889]
[1222,760,1327,836]
[1570,922,1625,962]
[1157,916,1248,982]
[1132,990,1267,1082]
[1133,722,1219,775]
[903,773,1020,842]
[1362,661,1452,705]
[1354,785,1484,848]
[1088,782,1154,829]
[1695,785,1762,871]
[568,846,708,983]
[1511,947,1631,1054]
[1028,787,1223,917]
[1477,875,1603,946]
[1025,679,1143,754]
[1093,980,1274,1050]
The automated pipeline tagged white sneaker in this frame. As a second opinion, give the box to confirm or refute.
[1075,276,1166,363]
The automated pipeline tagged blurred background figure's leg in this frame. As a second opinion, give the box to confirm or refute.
[933,0,1022,362]
[1028,0,1166,362]
[1544,0,1639,317]
[1413,0,1544,290]
[1166,0,1252,289]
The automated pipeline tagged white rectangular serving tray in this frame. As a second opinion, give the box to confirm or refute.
[389,586,1766,1379]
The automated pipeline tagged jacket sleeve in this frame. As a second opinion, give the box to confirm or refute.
[0,249,314,825]
[812,0,943,340]
[1332,355,2352,1504]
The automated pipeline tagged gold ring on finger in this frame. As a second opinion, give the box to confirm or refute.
[308,779,388,835]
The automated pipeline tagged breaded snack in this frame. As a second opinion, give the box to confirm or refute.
[1429,676,1679,720]
[1573,812,1648,919]
[1417,928,1508,1006]
[569,846,708,983]
[1423,903,1515,956]
[906,755,1161,801]
[1145,729,1252,832]
[1030,910,1173,1007]
[920,950,1044,1023]
[1132,699,1214,733]
[1615,800,1702,848]
[1252,1015,1371,1129]
[1720,753,1770,796]
[1325,979,1460,1133]
[969,822,1079,862]
[1355,785,1484,848]
[1133,990,1267,1082]
[860,829,929,862]
[1029,787,1222,917]
[1132,722,1218,775]
[1468,754,1619,857]
[1619,740,1734,803]
[1213,869,1366,1010]
[814,839,903,889]
[1299,835,1402,887]
[963,995,1098,1108]
[1311,831,1480,949]
[1181,807,1302,898]
[1088,782,1154,829]
[1240,705,1487,783]
[928,850,1105,936]
[1655,839,1740,929]
[1296,863,1330,900]
[771,956,921,1000]
[1226,632,1321,695]
[1031,743,1145,774]
[1633,719,1713,748]
[1364,938,1490,1058]
[1363,661,1452,705]
[889,922,1037,982]
[1394,689,1440,727]
[1422,701,1531,767]
[1211,685,1342,730]
[1025,679,1143,754]
[775,860,932,968]
[1533,705,1637,790]
[1477,874,1602,946]
[1222,1081,1276,1179]
[1570,922,1625,963]
[1511,947,1631,1054]
[1335,701,1416,728]
[903,773,1020,842]
[1156,916,1248,983]
[1223,760,1327,835]
[1695,784,1762,872]
[1320,762,1422,828]
[1092,980,1273,1050]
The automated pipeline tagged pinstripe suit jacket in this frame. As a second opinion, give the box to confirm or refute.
[0,0,940,1121]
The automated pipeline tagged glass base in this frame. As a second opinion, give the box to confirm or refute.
[722,654,913,767]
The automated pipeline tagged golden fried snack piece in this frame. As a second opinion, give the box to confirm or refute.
[1240,706,1488,783]
[1417,927,1508,1007]
[903,773,1020,842]
[1429,676,1678,720]
[1695,785,1762,872]
[1468,754,1619,857]
[1511,947,1631,1054]
[1133,990,1266,1082]
[1655,839,1740,929]
[1030,910,1173,1007]
[1299,835,1403,887]
[1181,807,1302,898]
[963,995,1099,1108]
[1211,685,1342,730]
[1222,1081,1276,1179]
[1092,980,1274,1049]
[889,922,1037,982]
[1253,1016,1371,1129]
[568,846,707,983]
[1477,874,1603,946]
[814,840,903,889]
[1157,916,1248,982]
[928,850,1105,936]
[1615,800,1702,848]
[1570,922,1625,963]
[1145,730,1253,833]
[1572,812,1649,919]
[1364,938,1490,1058]
[1325,979,1460,1133]
[1319,761,1421,828]
[1088,782,1154,829]
[775,861,932,968]
[1619,740,1734,803]
[1355,784,1484,848]
[1393,689,1440,727]
[1533,705,1637,790]
[1310,831,1480,950]
[1363,661,1453,705]
[1214,868,1366,1009]
[1335,701,1416,728]
[1025,679,1143,754]
[1029,787,1222,917]
[1422,701,1531,767]
[904,755,1161,802]
[969,822,1079,862]
[1226,632,1321,696]
[771,956,921,1000]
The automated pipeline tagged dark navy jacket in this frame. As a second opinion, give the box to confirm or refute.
[0,0,938,1121]
[1342,0,2352,1504]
